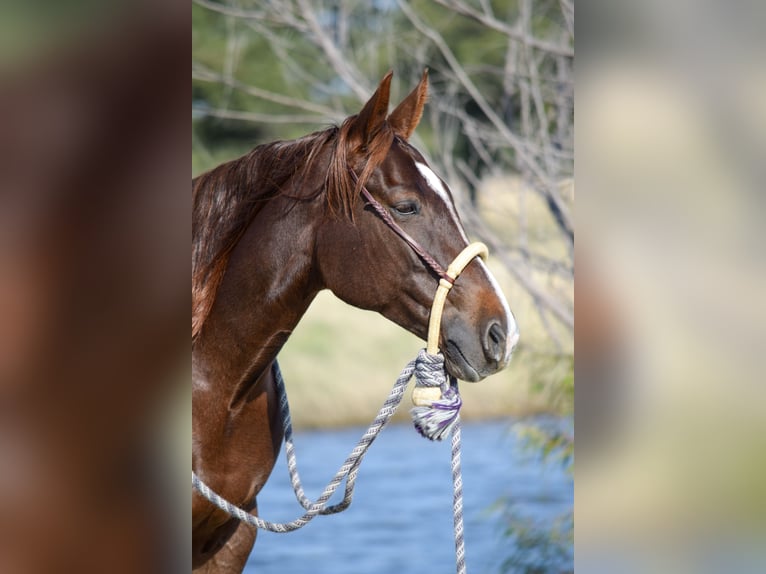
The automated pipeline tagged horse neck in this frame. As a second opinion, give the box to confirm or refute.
[192,195,322,403]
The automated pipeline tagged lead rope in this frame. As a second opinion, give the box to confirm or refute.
[192,242,489,574]
[410,242,488,574]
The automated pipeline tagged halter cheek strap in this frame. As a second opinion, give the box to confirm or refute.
[349,167,455,285]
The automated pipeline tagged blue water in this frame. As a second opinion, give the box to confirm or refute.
[245,419,572,574]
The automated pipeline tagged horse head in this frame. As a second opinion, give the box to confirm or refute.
[315,71,519,381]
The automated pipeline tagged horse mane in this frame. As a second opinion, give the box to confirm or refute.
[192,115,396,342]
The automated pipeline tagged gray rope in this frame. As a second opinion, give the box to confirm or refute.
[451,418,466,574]
[411,351,463,441]
[192,351,468,573]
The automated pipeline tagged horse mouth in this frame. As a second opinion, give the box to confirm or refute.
[444,340,482,382]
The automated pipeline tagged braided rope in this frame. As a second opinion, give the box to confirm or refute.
[192,243,488,573]
[451,419,466,574]
[192,358,415,532]
[192,355,466,572]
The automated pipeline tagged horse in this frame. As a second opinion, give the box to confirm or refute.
[192,70,519,573]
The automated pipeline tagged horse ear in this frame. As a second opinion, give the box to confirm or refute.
[349,71,393,146]
[388,68,428,140]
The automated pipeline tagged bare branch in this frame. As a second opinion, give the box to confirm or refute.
[294,0,370,101]
[459,199,574,329]
[242,19,333,98]
[193,0,264,21]
[193,107,327,125]
[432,0,574,58]
[397,0,573,243]
[560,0,575,38]
[192,63,341,119]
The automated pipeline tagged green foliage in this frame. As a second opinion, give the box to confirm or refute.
[516,421,573,474]
[524,352,574,416]
[512,354,572,477]
[533,357,572,475]
[501,510,573,574]
[500,354,572,573]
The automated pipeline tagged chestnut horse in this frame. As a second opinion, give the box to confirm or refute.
[192,71,519,572]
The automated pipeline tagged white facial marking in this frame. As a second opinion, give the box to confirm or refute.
[416,161,519,360]
[415,162,469,243]
[477,259,518,360]
[416,161,449,202]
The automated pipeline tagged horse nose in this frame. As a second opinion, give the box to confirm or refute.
[483,320,509,365]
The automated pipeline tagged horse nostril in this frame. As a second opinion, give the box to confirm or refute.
[483,321,507,364]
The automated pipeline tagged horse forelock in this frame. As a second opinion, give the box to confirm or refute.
[328,116,395,219]
[192,120,395,341]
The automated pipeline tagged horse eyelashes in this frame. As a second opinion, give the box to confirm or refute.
[393,201,419,216]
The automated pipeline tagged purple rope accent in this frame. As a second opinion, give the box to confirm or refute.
[409,351,463,441]
[411,382,462,441]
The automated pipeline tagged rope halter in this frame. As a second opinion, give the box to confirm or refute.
[349,165,487,439]
[410,242,488,441]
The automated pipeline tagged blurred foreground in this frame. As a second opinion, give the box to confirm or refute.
[0,2,188,572]
[577,1,766,571]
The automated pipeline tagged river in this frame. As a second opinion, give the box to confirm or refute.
[245,419,572,573]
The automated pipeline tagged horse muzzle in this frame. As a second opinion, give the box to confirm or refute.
[443,315,518,382]
[429,243,519,382]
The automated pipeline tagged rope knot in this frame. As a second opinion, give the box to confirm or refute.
[410,349,463,441]
[414,348,446,388]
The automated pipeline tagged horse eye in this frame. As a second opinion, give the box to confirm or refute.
[392,201,419,216]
